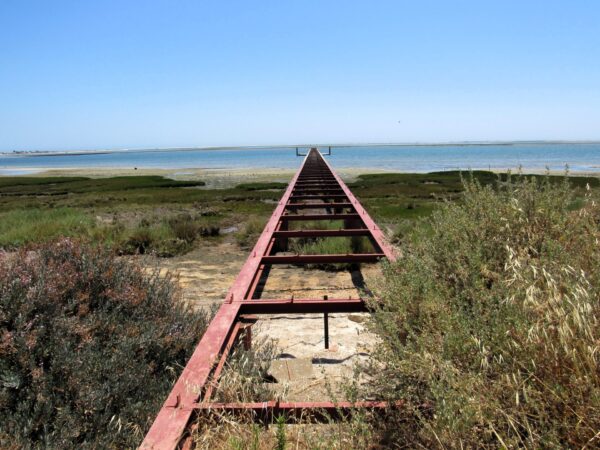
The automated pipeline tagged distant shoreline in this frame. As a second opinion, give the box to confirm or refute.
[2,143,599,178]
[1,165,598,187]
[3,140,600,157]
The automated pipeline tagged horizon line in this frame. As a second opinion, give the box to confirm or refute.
[3,139,600,156]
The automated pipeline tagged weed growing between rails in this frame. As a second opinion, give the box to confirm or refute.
[364,173,600,448]
[189,338,380,450]
[194,418,375,449]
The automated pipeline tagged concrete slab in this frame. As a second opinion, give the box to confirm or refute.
[268,357,314,382]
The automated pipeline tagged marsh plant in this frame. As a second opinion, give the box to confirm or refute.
[236,216,267,249]
[0,239,209,449]
[366,174,600,448]
[120,214,221,256]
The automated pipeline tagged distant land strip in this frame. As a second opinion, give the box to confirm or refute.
[3,140,600,157]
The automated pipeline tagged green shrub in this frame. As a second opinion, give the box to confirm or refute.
[289,220,344,231]
[289,236,371,271]
[198,224,220,237]
[275,415,287,450]
[168,214,200,243]
[367,174,600,448]
[290,236,353,255]
[123,226,155,254]
[117,215,221,257]
[236,216,267,249]
[0,239,209,448]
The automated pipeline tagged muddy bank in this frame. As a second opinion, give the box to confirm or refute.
[29,166,391,188]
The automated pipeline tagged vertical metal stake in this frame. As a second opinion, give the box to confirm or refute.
[323,295,329,350]
[243,326,252,351]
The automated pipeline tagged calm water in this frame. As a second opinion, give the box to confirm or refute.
[1,144,600,175]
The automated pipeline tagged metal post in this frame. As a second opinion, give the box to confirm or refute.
[242,325,252,351]
[240,315,258,352]
[323,295,329,350]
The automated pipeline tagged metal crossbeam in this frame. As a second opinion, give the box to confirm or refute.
[140,148,396,450]
[261,254,385,264]
[239,298,367,314]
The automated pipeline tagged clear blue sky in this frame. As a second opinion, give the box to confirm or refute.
[1,1,599,151]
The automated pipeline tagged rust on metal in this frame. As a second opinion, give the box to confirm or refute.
[140,148,397,449]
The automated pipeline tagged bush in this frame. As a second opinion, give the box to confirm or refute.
[197,223,220,237]
[168,214,200,243]
[367,174,600,448]
[289,236,372,271]
[0,239,209,448]
[290,236,354,255]
[123,226,155,254]
[236,216,266,249]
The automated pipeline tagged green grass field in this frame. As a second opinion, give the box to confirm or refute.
[0,175,279,253]
[0,171,597,255]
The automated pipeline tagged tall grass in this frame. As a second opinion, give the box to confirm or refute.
[366,174,600,448]
[287,234,373,271]
[289,220,344,230]
[290,236,355,255]
[119,214,221,256]
[236,216,267,249]
[0,208,222,256]
[0,208,94,248]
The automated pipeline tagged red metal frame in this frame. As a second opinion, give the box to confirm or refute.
[140,149,397,449]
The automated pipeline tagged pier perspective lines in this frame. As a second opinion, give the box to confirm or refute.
[140,148,396,449]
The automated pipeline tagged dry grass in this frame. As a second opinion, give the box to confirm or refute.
[365,174,600,448]
[236,216,268,249]
[190,339,376,449]
[193,419,374,450]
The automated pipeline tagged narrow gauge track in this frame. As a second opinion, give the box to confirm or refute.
[141,148,396,449]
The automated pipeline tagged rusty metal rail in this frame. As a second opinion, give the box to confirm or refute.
[140,148,396,449]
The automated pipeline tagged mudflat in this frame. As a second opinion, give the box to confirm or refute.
[26,166,392,188]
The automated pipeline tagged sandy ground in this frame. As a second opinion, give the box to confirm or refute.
[23,166,391,187]
[139,239,383,402]
[2,165,594,189]
[31,165,600,187]
[11,166,600,180]
[141,241,246,307]
[254,311,376,402]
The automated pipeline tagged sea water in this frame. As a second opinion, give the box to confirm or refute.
[1,144,599,174]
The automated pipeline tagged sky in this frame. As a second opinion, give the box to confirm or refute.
[1,1,599,151]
